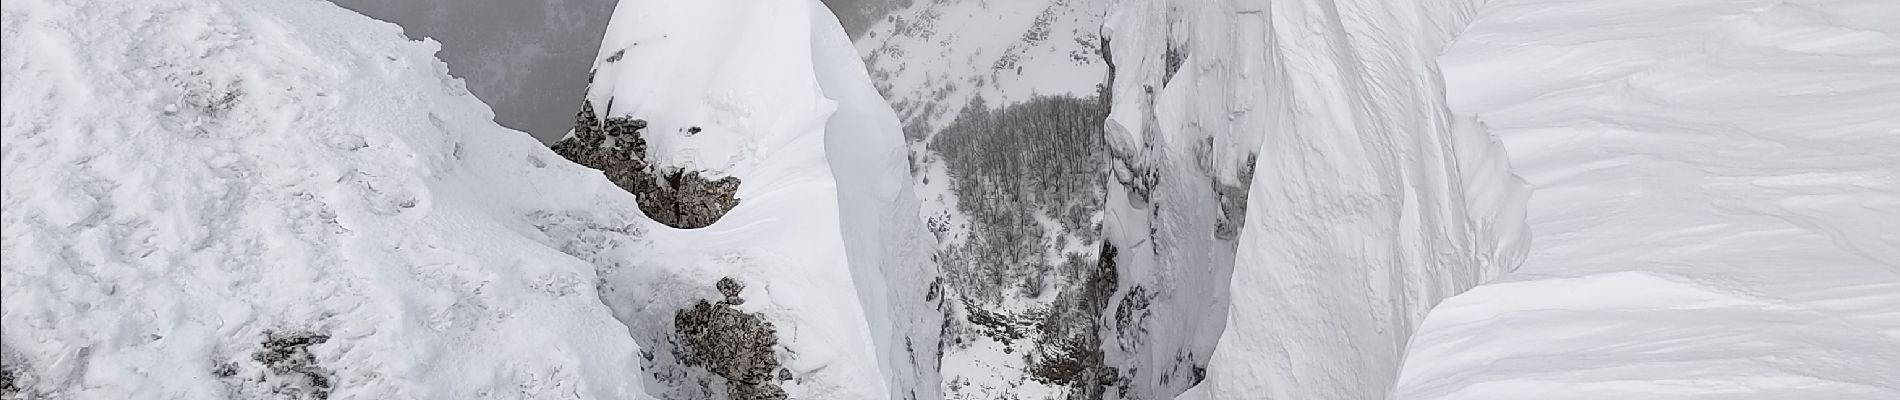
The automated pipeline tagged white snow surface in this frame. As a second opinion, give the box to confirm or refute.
[1397,0,1900,398]
[1128,0,1532,398]
[1,0,648,398]
[575,0,938,399]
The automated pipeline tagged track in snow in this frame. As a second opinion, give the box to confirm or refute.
[1397,0,1900,398]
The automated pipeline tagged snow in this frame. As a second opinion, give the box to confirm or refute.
[851,1,1116,397]
[0,0,646,398]
[811,3,947,398]
[4,0,936,398]
[324,0,617,142]
[857,0,1109,129]
[1396,0,1900,398]
[9,0,1889,398]
[1131,0,1532,398]
[571,0,938,398]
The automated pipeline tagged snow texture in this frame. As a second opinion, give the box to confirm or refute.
[0,0,648,398]
[567,0,940,399]
[1397,0,1900,398]
[1118,0,1533,398]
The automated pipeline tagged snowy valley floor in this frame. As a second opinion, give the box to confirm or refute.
[1396,0,1900,398]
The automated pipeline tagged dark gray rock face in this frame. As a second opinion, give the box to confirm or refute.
[238,331,334,400]
[1029,242,1120,400]
[673,278,786,400]
[0,356,22,400]
[552,101,740,229]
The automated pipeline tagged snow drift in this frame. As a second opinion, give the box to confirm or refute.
[0,0,647,398]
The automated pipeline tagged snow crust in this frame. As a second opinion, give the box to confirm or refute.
[0,0,647,398]
[1397,0,1900,398]
[1102,0,1532,398]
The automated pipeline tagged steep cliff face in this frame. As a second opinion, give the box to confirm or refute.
[1102,0,1532,399]
[544,1,942,399]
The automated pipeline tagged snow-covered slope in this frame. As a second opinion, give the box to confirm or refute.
[1397,0,1900,398]
[0,0,648,398]
[551,0,940,399]
[853,1,1118,398]
[858,0,1109,135]
[1103,0,1532,398]
[324,0,617,142]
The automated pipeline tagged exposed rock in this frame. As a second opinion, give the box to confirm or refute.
[1162,44,1186,87]
[552,100,740,229]
[0,362,20,400]
[1212,154,1257,241]
[251,331,333,400]
[1028,242,1120,400]
[673,278,786,400]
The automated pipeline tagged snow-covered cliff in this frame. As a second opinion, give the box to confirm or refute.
[546,0,940,399]
[3,0,1632,398]
[1,0,647,398]
[1107,0,1531,398]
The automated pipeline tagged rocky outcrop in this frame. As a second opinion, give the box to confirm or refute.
[552,101,740,229]
[673,278,785,400]
[1029,242,1121,400]
[249,331,334,400]
[0,349,24,400]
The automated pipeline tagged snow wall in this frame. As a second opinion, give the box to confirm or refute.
[1094,0,1532,398]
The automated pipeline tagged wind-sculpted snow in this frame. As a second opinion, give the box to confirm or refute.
[1100,0,1532,399]
[1397,0,1900,398]
[555,0,942,399]
[0,0,648,398]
